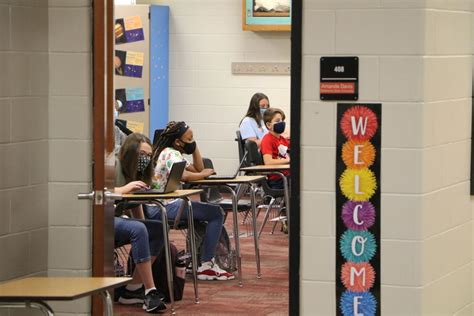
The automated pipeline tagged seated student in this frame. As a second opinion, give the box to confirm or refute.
[113,106,127,156]
[260,108,290,190]
[114,133,166,313]
[239,92,270,148]
[147,121,235,281]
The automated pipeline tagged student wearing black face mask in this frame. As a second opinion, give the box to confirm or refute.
[114,133,167,313]
[261,108,291,189]
[147,121,235,281]
[152,121,215,185]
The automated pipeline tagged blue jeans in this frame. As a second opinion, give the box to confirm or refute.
[145,200,224,262]
[114,217,164,264]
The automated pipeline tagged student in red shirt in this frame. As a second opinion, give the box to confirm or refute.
[260,108,290,189]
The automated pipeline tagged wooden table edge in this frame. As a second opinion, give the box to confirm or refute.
[187,175,266,185]
[0,277,132,302]
[122,189,203,200]
[240,165,290,172]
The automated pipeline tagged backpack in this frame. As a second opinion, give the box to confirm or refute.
[152,242,186,303]
[192,223,237,272]
[128,242,185,303]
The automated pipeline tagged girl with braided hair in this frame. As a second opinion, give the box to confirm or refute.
[145,121,235,281]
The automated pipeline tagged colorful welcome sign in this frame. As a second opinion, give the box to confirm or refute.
[336,103,381,316]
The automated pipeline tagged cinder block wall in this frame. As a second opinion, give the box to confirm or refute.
[301,1,473,315]
[47,0,93,315]
[0,0,49,283]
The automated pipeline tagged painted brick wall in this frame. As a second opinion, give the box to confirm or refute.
[47,0,92,315]
[301,1,473,315]
[0,0,49,285]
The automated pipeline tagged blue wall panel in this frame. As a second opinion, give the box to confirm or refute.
[150,5,169,135]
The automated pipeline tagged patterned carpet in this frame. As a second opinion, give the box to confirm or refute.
[115,209,289,315]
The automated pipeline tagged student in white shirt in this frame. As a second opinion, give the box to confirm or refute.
[239,92,270,148]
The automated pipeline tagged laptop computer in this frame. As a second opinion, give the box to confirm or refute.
[206,152,248,180]
[133,161,187,194]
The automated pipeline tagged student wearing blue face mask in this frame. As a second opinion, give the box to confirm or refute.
[239,92,270,148]
[261,108,290,189]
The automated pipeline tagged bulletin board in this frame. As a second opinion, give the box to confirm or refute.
[115,5,150,136]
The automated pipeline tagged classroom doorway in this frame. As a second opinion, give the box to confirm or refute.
[91,0,302,314]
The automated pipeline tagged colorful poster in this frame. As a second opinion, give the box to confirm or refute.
[115,50,144,78]
[336,103,381,316]
[115,16,145,44]
[115,87,145,113]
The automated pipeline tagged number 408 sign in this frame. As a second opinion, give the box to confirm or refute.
[320,57,359,101]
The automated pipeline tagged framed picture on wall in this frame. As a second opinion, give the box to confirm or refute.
[242,0,291,31]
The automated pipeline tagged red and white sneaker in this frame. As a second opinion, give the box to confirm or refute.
[197,259,235,281]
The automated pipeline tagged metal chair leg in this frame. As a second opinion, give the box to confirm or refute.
[221,185,243,286]
[0,302,54,316]
[240,209,250,224]
[271,218,279,234]
[271,203,286,235]
[250,184,261,278]
[153,202,176,315]
[258,197,276,238]
[185,198,200,304]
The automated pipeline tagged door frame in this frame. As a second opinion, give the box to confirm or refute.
[289,0,302,314]
[92,0,115,315]
[92,0,303,314]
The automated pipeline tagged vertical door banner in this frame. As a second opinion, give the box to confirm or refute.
[115,50,144,78]
[115,16,145,44]
[115,87,145,113]
[336,103,381,316]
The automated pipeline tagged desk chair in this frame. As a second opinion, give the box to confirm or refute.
[235,130,249,168]
[116,119,133,135]
[244,140,287,237]
[153,128,165,149]
[114,244,132,277]
[200,158,252,221]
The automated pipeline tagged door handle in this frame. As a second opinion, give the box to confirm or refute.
[77,192,95,200]
[77,190,122,204]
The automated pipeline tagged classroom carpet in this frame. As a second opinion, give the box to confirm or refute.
[115,209,290,315]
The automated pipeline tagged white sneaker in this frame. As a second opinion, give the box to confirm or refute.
[197,259,235,281]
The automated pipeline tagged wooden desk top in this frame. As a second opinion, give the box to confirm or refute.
[240,164,290,172]
[122,189,203,200]
[187,175,265,185]
[0,277,131,301]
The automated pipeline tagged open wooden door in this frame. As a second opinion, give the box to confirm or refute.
[91,0,115,314]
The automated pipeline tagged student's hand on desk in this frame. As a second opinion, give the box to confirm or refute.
[115,181,149,194]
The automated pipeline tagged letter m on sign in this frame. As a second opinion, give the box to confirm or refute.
[350,267,366,286]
